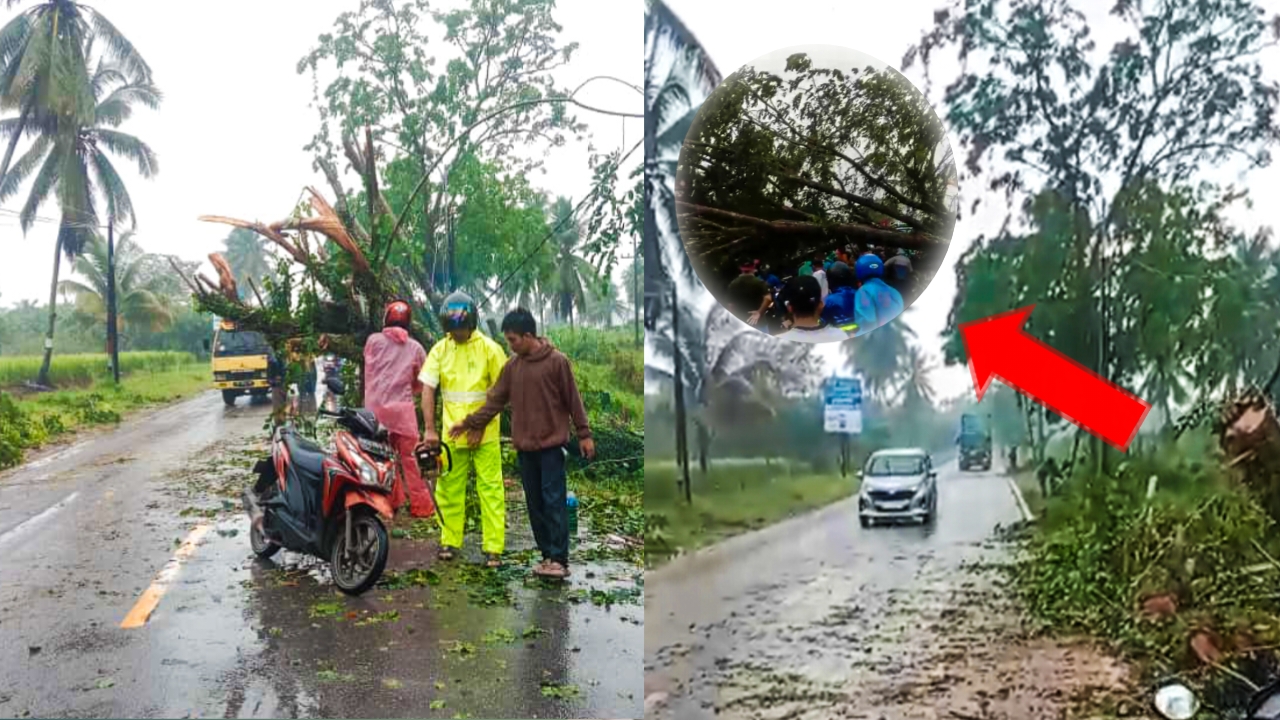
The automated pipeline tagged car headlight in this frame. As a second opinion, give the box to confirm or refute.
[214,371,229,381]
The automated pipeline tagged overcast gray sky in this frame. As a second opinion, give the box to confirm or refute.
[665,0,1280,405]
[0,0,641,309]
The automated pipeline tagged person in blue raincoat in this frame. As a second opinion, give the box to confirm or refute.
[820,261,859,334]
[852,254,904,336]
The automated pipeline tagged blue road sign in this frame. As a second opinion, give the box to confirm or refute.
[824,376,863,433]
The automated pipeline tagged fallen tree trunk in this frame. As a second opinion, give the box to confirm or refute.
[675,200,948,253]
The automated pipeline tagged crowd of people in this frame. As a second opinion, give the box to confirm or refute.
[721,243,923,343]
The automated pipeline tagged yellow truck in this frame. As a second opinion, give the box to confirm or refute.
[204,319,273,406]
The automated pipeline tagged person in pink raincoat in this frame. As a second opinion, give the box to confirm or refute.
[363,301,436,518]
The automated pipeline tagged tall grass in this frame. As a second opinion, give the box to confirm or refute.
[0,351,196,387]
[645,459,858,565]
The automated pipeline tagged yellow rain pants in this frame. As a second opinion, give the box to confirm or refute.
[436,440,505,554]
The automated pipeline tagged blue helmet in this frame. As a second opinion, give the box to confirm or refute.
[855,254,885,280]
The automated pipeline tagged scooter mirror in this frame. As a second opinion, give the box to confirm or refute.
[325,376,345,395]
[1154,683,1200,720]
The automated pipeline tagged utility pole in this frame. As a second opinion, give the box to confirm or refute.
[632,237,640,348]
[671,281,691,504]
[106,220,119,384]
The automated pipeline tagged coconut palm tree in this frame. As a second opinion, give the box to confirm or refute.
[843,310,917,405]
[649,302,820,474]
[221,227,273,299]
[0,1,151,189]
[898,344,936,416]
[0,51,159,386]
[549,196,598,327]
[582,278,621,328]
[643,0,721,328]
[57,230,173,347]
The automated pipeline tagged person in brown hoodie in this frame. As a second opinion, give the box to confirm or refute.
[448,308,594,578]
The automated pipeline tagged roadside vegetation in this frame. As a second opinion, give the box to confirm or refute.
[897,0,1280,707]
[645,459,857,562]
[0,351,206,468]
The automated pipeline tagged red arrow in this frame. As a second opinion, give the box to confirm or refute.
[958,305,1152,452]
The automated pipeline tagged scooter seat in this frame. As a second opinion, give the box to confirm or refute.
[284,432,327,479]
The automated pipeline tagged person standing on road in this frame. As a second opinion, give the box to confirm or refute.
[448,308,594,579]
[363,301,436,518]
[420,291,508,567]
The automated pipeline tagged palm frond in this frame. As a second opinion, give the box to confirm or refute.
[0,12,31,91]
[94,127,157,177]
[0,132,50,202]
[87,10,151,83]
[88,147,135,226]
[17,141,59,232]
[10,12,49,101]
[56,277,99,298]
[95,78,161,124]
[644,0,722,106]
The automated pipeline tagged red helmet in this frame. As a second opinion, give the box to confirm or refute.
[383,300,412,328]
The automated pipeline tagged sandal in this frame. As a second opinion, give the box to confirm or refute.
[539,561,569,579]
[485,553,502,569]
[438,547,456,561]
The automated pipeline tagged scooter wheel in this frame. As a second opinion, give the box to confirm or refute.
[331,507,389,596]
[250,518,281,559]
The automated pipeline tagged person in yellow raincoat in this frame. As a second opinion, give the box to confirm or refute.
[419,291,508,567]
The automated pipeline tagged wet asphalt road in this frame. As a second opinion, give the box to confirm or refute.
[0,391,641,719]
[644,462,1029,719]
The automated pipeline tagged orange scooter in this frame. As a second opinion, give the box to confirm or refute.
[243,377,396,595]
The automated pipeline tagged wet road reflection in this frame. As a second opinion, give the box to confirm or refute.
[0,391,641,719]
[645,463,1026,719]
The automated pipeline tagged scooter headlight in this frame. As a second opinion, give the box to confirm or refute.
[340,435,388,488]
[1153,683,1199,720]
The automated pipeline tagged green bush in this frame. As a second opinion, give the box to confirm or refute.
[1009,452,1280,669]
[0,392,39,469]
[70,393,121,424]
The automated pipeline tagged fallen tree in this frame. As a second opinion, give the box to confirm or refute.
[168,134,444,401]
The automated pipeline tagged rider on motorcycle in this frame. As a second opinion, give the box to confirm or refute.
[363,301,436,518]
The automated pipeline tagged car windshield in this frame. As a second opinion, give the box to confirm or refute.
[866,455,925,476]
[215,330,269,357]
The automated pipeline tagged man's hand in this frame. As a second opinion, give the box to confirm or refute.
[422,429,440,448]
[448,423,483,446]
[580,438,596,460]
[747,311,762,326]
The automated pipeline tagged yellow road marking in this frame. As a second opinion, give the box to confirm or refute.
[120,523,212,629]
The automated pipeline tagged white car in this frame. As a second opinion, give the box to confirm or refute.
[857,448,938,528]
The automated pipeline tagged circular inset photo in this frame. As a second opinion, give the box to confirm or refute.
[675,45,958,344]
